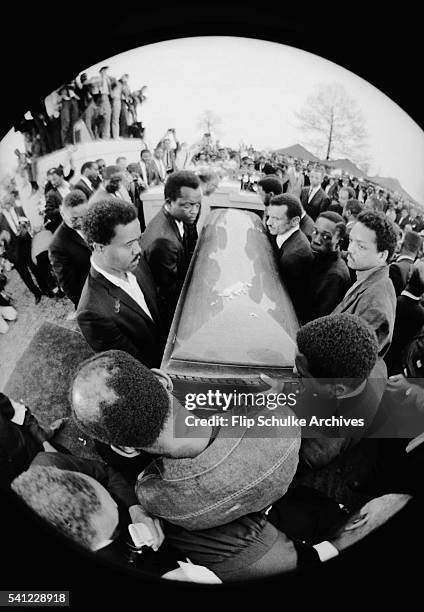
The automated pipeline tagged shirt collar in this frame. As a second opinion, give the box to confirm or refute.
[401,290,421,301]
[397,255,415,263]
[355,264,385,283]
[276,226,299,248]
[175,219,184,237]
[91,256,128,286]
[81,176,93,189]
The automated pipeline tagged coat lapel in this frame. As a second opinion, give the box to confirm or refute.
[335,267,387,311]
[90,267,156,325]
[67,225,91,250]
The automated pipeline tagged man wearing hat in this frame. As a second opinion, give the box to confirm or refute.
[88,165,132,205]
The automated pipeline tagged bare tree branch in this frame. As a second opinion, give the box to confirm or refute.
[295,83,370,166]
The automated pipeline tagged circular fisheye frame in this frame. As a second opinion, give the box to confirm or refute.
[1,33,424,594]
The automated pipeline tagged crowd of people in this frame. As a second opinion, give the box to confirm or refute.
[15,68,147,166]
[1,140,424,583]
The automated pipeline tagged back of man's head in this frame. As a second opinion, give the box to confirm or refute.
[80,161,95,176]
[71,350,170,448]
[63,189,87,209]
[257,176,283,196]
[344,198,363,219]
[164,171,200,203]
[401,230,422,256]
[12,466,102,550]
[269,193,302,220]
[296,314,378,382]
[82,199,136,246]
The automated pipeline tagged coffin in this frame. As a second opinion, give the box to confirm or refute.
[161,208,300,388]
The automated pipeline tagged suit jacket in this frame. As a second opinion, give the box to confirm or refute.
[44,189,63,233]
[140,160,161,186]
[48,222,91,306]
[254,161,276,175]
[389,257,415,296]
[88,185,132,205]
[77,261,165,368]
[302,251,352,323]
[299,213,314,242]
[141,207,191,327]
[384,294,424,375]
[72,178,95,199]
[300,187,330,221]
[0,206,29,263]
[274,229,313,315]
[332,266,396,358]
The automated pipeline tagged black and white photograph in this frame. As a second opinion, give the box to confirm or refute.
[1,4,424,606]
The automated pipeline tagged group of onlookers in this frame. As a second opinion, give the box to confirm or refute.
[15,69,147,161]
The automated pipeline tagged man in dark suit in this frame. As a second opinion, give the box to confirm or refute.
[302,211,351,323]
[0,195,44,303]
[141,171,202,328]
[72,161,99,199]
[44,167,71,233]
[140,149,161,186]
[77,198,164,368]
[300,167,330,221]
[385,262,424,375]
[299,207,315,243]
[254,154,276,175]
[266,193,313,315]
[389,230,421,296]
[48,190,92,308]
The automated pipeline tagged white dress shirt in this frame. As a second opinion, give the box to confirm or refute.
[276,226,299,249]
[80,176,94,193]
[308,185,321,203]
[153,157,166,180]
[175,219,184,238]
[91,257,153,320]
[140,161,148,185]
[2,208,20,235]
[57,183,70,199]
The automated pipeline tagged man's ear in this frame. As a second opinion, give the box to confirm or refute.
[333,382,353,398]
[291,216,301,228]
[151,368,173,392]
[377,249,389,264]
[91,242,103,253]
[294,352,312,378]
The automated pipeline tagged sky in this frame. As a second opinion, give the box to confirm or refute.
[1,36,424,202]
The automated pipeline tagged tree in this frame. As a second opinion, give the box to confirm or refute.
[295,83,369,166]
[197,110,223,137]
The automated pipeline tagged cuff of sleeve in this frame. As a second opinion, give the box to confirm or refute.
[313,541,339,562]
[294,540,321,568]
[10,401,27,425]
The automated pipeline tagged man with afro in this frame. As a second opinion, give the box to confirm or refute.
[294,313,387,470]
[70,349,300,535]
[332,210,398,357]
